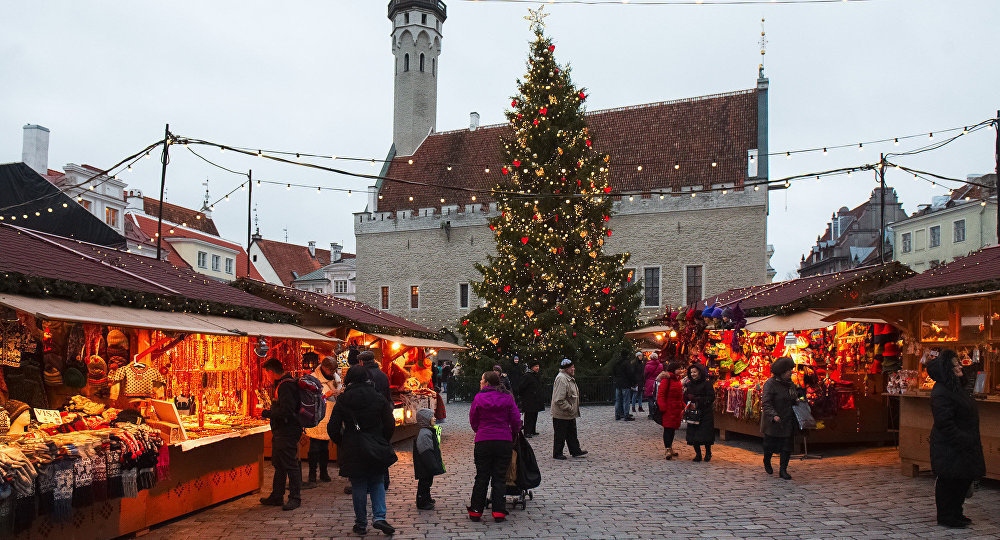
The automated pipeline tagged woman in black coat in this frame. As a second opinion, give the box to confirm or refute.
[683,363,715,462]
[760,356,798,480]
[928,349,985,528]
[517,360,545,437]
[329,365,397,536]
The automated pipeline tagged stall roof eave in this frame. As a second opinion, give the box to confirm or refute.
[624,325,674,339]
[0,293,239,335]
[820,291,1000,324]
[745,309,883,333]
[192,315,341,342]
[369,333,466,350]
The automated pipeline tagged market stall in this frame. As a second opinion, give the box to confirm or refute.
[634,264,909,447]
[824,246,1000,479]
[0,224,336,538]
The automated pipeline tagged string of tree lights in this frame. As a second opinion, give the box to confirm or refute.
[187,119,992,174]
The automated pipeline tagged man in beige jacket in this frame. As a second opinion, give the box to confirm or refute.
[550,359,587,459]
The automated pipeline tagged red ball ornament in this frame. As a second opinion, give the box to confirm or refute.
[462,320,469,326]
[539,107,548,115]
[517,114,523,119]
[606,229,612,237]
[489,224,495,230]
[585,140,592,147]
[533,119,539,126]
[511,100,518,107]
[579,91,586,100]
[521,237,529,244]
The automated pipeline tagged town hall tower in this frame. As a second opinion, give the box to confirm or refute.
[388,0,446,157]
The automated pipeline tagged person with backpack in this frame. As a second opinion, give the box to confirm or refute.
[413,407,444,510]
[329,365,397,536]
[303,356,342,488]
[258,357,303,511]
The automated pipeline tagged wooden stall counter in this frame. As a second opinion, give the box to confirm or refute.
[19,428,268,540]
[898,393,1000,480]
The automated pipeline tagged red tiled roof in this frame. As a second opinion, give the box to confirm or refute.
[378,90,758,213]
[873,245,1000,298]
[253,239,355,287]
[129,214,263,280]
[0,224,291,315]
[234,279,432,335]
[142,197,219,236]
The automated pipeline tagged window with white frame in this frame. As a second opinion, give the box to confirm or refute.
[334,280,348,294]
[197,251,208,268]
[901,232,912,253]
[225,258,234,274]
[685,265,704,306]
[211,254,221,272]
[954,219,966,243]
[643,267,660,307]
[929,225,941,248]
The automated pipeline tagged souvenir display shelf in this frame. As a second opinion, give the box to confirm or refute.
[0,310,288,539]
[893,297,1000,480]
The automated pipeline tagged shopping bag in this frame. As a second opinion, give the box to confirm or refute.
[792,400,817,430]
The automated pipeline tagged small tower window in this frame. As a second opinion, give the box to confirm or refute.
[421,14,427,24]
[419,53,425,72]
[404,13,409,24]
[432,58,436,76]
[404,53,409,72]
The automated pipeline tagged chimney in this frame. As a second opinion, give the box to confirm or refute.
[367,185,378,212]
[22,124,50,175]
[331,242,343,263]
[308,241,316,258]
[469,112,480,131]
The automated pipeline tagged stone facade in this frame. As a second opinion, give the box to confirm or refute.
[355,188,768,332]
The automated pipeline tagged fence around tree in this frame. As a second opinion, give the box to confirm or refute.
[445,376,615,404]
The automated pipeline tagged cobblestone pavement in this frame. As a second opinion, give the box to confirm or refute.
[147,402,999,539]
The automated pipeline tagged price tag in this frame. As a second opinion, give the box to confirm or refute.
[34,408,63,424]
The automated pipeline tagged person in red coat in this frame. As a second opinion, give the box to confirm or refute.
[657,362,686,459]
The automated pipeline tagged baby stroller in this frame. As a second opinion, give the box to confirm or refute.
[488,430,541,510]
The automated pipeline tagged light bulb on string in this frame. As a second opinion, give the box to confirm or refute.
[786,152,791,159]
[894,138,899,146]
[286,184,291,190]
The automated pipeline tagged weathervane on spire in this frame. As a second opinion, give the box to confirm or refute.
[525,6,549,31]
[758,17,768,78]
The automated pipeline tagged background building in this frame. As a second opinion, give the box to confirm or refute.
[798,187,907,277]
[291,243,358,300]
[891,173,997,273]
[355,0,771,332]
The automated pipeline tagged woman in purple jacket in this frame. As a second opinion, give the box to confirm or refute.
[467,370,522,523]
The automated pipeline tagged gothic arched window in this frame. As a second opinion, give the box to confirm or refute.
[404,53,410,72]
[419,53,425,72]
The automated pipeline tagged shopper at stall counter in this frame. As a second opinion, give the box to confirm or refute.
[683,363,715,462]
[518,360,545,437]
[258,357,303,511]
[413,407,445,510]
[760,356,798,480]
[468,370,521,522]
[328,365,397,536]
[551,358,587,460]
[643,353,663,419]
[656,362,685,460]
[359,350,392,491]
[927,349,985,528]
[303,356,342,488]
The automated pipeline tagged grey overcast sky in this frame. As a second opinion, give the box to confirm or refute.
[1,1,997,282]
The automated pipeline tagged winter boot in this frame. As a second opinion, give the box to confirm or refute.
[704,445,712,462]
[778,452,792,480]
[763,453,773,474]
[692,445,702,462]
[665,447,674,460]
[467,506,482,522]
[307,463,317,485]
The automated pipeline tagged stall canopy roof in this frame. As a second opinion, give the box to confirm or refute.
[744,309,882,333]
[369,333,466,351]
[0,293,336,340]
[625,325,674,339]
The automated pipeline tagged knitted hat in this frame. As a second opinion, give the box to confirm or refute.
[710,307,724,319]
[106,329,128,357]
[87,355,107,381]
[770,356,796,378]
[44,367,63,387]
[3,399,29,423]
[560,358,573,369]
[62,367,86,389]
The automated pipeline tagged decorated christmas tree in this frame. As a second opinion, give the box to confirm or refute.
[459,8,641,374]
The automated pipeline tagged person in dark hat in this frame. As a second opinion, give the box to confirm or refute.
[258,357,303,510]
[517,359,545,437]
[493,365,513,394]
[928,349,985,528]
[760,356,798,480]
[550,359,586,459]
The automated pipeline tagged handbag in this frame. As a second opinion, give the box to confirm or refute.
[347,408,398,469]
[682,402,700,425]
[792,400,817,430]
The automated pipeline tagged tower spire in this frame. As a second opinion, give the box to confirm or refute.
[389,0,447,157]
[758,17,768,79]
